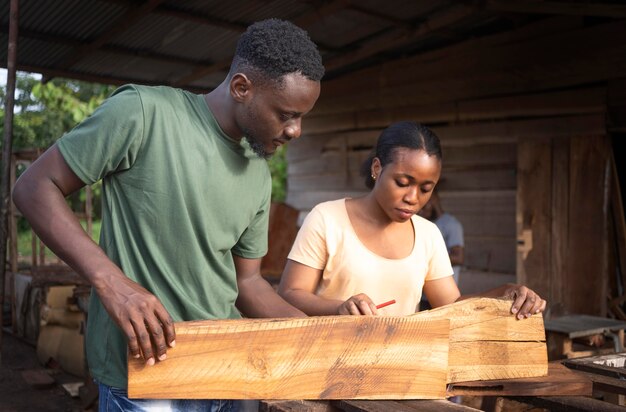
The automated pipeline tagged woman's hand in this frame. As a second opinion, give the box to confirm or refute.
[337,293,378,315]
[501,284,547,320]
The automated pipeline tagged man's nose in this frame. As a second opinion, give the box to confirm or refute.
[285,118,302,140]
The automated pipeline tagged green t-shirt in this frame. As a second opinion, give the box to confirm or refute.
[57,84,271,388]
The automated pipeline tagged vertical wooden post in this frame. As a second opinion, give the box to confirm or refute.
[0,0,19,365]
[8,156,17,275]
[8,155,18,332]
[516,137,552,302]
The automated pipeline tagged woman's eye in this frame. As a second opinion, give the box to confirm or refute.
[396,180,409,188]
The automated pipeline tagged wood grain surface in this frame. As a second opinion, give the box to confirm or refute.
[412,297,548,382]
[448,362,591,396]
[128,316,450,400]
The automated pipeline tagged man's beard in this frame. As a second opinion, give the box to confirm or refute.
[244,132,273,159]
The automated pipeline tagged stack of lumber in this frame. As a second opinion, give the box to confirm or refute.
[413,297,548,383]
[128,297,547,399]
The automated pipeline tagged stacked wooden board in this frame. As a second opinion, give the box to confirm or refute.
[128,297,547,399]
[412,297,548,383]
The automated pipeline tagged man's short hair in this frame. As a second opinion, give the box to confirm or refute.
[231,18,324,84]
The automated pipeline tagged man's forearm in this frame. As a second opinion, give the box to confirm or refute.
[12,162,124,289]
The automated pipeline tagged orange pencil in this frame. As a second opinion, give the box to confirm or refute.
[375,299,396,309]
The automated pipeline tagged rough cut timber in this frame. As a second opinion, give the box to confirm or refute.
[412,297,548,383]
[128,316,450,400]
[448,363,591,397]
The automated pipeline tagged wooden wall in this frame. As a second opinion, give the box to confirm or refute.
[285,16,625,314]
[517,135,611,316]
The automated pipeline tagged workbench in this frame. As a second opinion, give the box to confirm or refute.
[261,359,626,412]
[545,314,626,359]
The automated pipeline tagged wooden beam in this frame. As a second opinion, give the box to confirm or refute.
[335,399,482,411]
[487,0,626,18]
[9,25,212,68]
[551,137,569,314]
[172,0,350,86]
[516,138,553,303]
[412,298,548,383]
[566,136,611,316]
[347,4,412,28]
[292,0,352,28]
[128,316,450,400]
[303,87,606,135]
[323,4,476,72]
[58,0,167,70]
[154,4,247,32]
[129,298,548,399]
[448,363,591,397]
[512,395,626,412]
[103,0,248,31]
[314,18,626,116]
[0,0,19,367]
[608,78,626,132]
[301,114,605,149]
[171,57,232,87]
[13,63,210,94]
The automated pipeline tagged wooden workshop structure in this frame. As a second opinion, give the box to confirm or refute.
[2,0,626,409]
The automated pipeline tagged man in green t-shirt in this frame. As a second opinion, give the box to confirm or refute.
[13,19,323,411]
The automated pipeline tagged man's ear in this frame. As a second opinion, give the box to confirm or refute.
[230,73,252,103]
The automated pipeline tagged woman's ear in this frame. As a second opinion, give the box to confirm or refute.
[371,157,382,180]
[230,73,252,102]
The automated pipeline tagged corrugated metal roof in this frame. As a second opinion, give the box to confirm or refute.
[2,0,617,92]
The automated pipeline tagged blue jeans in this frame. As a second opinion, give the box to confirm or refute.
[98,382,239,412]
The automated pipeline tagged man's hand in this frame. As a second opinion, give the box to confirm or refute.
[94,274,176,366]
[337,293,378,316]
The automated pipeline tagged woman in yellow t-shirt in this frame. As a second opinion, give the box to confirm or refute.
[278,121,546,318]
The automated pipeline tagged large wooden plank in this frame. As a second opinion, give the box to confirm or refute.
[128,316,450,400]
[260,400,333,412]
[512,395,626,412]
[516,137,552,303]
[412,298,548,383]
[551,137,569,316]
[336,399,482,412]
[447,341,548,382]
[262,399,482,412]
[448,363,591,397]
[566,136,610,315]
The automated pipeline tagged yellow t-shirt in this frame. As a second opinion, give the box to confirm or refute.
[287,199,453,316]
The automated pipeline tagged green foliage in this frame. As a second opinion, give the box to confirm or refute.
[1,72,115,151]
[2,72,289,211]
[1,73,113,221]
[268,145,287,202]
[17,219,101,260]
